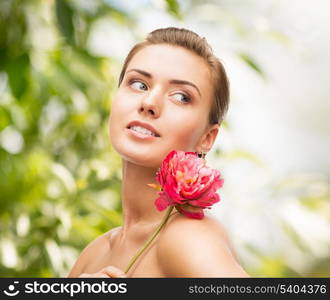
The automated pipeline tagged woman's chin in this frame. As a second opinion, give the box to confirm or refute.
[118,149,160,168]
[111,135,170,168]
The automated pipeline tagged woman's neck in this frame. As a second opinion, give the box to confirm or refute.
[120,159,167,237]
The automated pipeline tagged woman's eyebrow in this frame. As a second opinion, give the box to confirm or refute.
[126,68,201,97]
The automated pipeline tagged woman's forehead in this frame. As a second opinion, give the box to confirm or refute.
[126,44,212,87]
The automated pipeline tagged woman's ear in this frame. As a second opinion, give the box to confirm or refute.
[196,124,219,153]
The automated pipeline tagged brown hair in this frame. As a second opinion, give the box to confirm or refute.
[118,27,230,125]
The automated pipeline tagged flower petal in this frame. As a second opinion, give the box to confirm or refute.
[154,193,172,211]
[175,205,204,219]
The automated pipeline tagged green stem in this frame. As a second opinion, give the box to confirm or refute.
[124,205,175,274]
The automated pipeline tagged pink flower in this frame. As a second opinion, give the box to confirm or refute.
[148,150,224,219]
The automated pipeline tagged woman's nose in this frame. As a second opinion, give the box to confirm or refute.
[139,90,162,118]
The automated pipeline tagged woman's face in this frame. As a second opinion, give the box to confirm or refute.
[109,44,217,168]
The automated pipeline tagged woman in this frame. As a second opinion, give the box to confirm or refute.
[68,27,249,278]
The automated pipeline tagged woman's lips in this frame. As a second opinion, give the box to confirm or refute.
[126,120,160,137]
[126,127,160,140]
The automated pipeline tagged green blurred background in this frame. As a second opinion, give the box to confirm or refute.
[0,0,329,277]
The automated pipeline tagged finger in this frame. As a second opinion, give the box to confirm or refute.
[79,272,109,278]
[100,266,127,278]
[92,273,110,278]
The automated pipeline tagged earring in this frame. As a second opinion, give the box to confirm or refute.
[195,151,206,159]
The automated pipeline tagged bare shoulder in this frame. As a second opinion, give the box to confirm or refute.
[157,212,249,277]
[160,212,232,251]
[67,226,121,278]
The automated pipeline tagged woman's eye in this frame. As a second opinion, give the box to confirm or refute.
[172,93,191,103]
[130,81,148,91]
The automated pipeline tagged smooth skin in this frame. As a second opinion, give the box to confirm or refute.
[67,44,249,278]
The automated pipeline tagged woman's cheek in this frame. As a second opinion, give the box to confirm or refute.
[166,121,202,151]
[110,93,130,127]
[109,103,123,143]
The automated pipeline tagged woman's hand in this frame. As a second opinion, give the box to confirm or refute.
[79,266,128,278]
